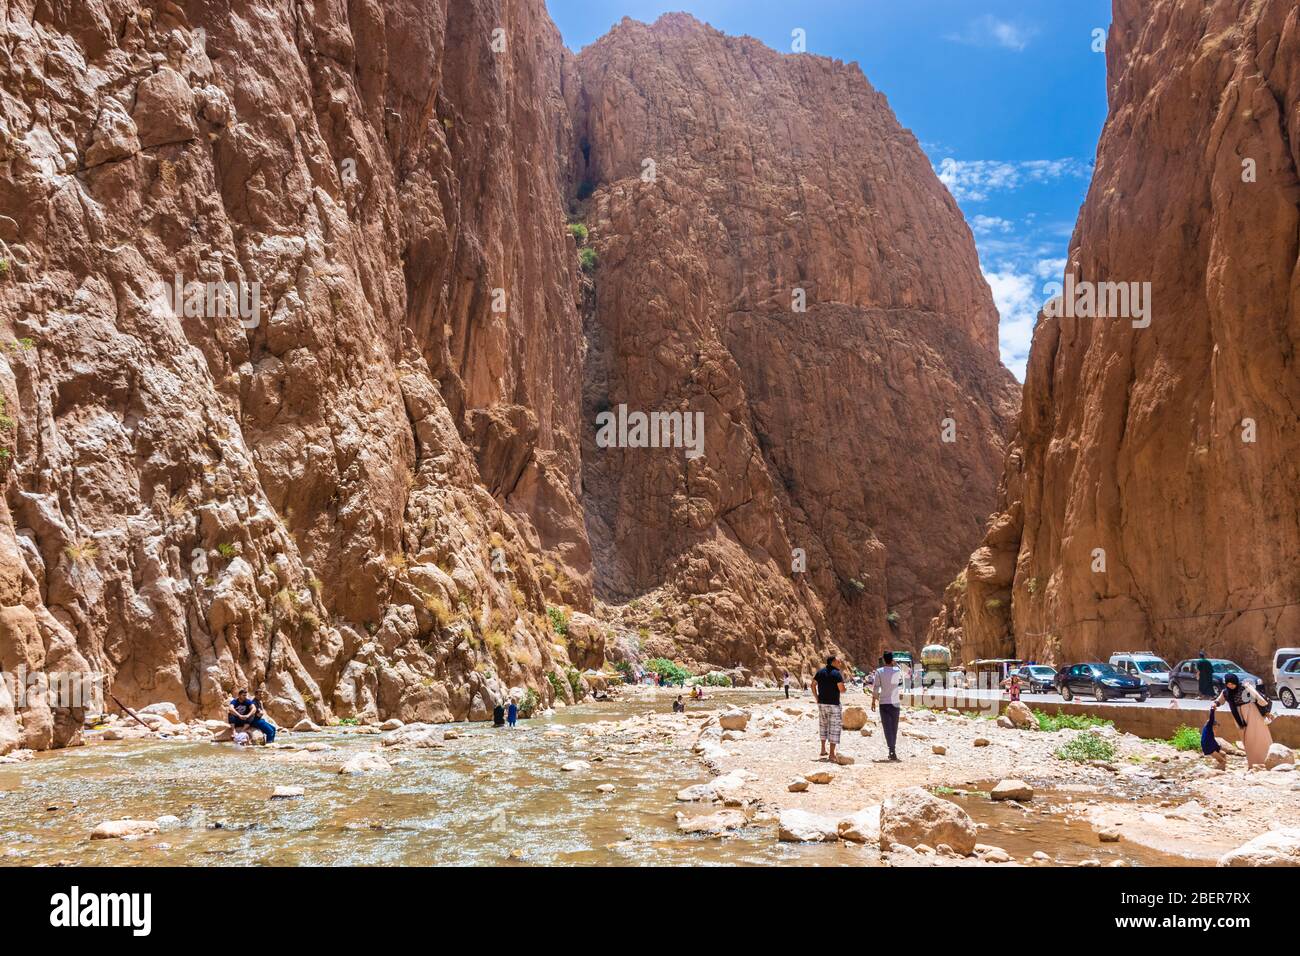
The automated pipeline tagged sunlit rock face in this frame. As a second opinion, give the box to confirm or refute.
[935,0,1300,674]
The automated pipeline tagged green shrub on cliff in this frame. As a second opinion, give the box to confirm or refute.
[519,687,540,718]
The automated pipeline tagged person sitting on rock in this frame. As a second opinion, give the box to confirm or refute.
[226,688,276,744]
[672,695,685,713]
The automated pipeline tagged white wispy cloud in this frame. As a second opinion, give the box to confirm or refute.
[971,214,1014,234]
[983,267,1041,381]
[936,157,1093,202]
[944,15,1038,52]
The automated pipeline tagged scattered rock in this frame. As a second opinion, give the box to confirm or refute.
[293,718,321,733]
[718,709,750,731]
[91,820,160,840]
[974,738,991,747]
[138,703,182,724]
[832,753,855,766]
[804,770,835,785]
[338,752,391,775]
[1004,701,1036,729]
[787,778,810,793]
[990,779,1034,801]
[1097,827,1122,843]
[561,760,591,772]
[1218,829,1300,867]
[1265,744,1295,770]
[778,809,839,843]
[841,706,868,731]
[596,784,615,793]
[879,787,977,856]
[678,809,747,835]
[996,716,1015,729]
[270,786,305,800]
[380,719,404,731]
[837,805,881,844]
[932,745,946,756]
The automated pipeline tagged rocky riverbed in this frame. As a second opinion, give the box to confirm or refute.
[2,689,1296,866]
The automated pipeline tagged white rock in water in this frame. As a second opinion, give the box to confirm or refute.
[879,786,977,856]
[837,805,881,844]
[380,719,404,731]
[338,752,391,775]
[91,820,160,840]
[270,786,305,799]
[778,809,839,843]
[293,718,321,733]
[560,760,591,772]
[990,779,1034,801]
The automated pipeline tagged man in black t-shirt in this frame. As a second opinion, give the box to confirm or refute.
[813,655,846,760]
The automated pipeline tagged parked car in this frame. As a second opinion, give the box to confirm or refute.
[1055,662,1149,702]
[1167,658,1262,698]
[1108,652,1173,695]
[1277,657,1300,709]
[1272,648,1300,696]
[1012,664,1058,694]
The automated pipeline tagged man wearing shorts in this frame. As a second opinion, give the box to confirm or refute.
[813,655,846,761]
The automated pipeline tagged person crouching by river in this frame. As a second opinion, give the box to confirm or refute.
[226,688,276,744]
[1214,674,1273,768]
[813,655,845,762]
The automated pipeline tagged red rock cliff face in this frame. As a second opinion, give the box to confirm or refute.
[0,1,1019,751]
[569,15,1017,675]
[0,0,592,750]
[935,0,1300,676]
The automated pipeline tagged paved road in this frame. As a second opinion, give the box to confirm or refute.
[897,686,1300,720]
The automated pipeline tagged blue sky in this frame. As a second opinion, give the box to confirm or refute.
[546,1,1113,379]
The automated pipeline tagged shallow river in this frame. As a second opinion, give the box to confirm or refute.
[0,691,1199,866]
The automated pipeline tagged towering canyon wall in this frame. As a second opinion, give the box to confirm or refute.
[0,0,590,751]
[0,0,1015,752]
[934,0,1300,676]
[569,15,1017,673]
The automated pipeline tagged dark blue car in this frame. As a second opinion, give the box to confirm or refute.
[1055,662,1149,703]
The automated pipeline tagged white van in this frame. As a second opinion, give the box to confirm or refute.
[1109,651,1173,695]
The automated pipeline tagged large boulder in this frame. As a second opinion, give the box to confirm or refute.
[879,787,977,855]
[1218,829,1300,867]
[778,809,839,843]
[1004,701,1036,729]
[841,705,869,731]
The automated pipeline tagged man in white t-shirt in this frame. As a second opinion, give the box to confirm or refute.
[870,652,903,761]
